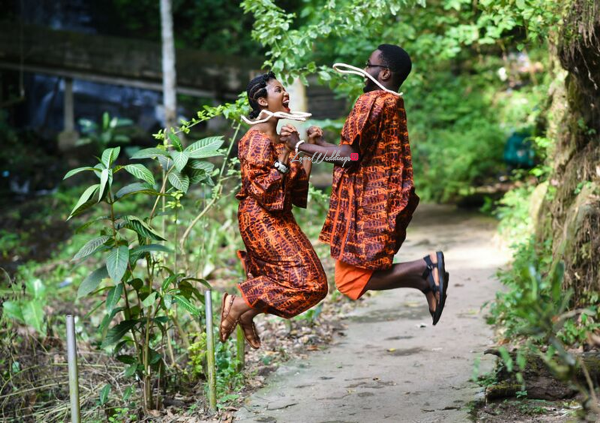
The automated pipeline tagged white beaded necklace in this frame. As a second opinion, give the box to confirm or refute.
[241,109,312,125]
[333,63,403,97]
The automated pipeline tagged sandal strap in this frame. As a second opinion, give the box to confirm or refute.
[222,294,235,321]
[240,320,261,347]
[422,255,440,294]
[422,255,435,279]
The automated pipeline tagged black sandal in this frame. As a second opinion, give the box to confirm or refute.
[421,251,448,326]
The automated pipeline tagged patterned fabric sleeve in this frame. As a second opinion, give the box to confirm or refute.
[244,133,286,212]
[340,94,383,162]
[291,165,309,208]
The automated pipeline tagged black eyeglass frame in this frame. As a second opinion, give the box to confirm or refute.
[365,61,389,69]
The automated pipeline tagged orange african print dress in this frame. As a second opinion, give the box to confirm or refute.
[319,90,420,271]
[235,129,328,318]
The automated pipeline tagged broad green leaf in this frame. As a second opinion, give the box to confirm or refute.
[189,169,208,185]
[106,283,123,312]
[68,184,99,220]
[167,171,190,193]
[115,182,162,200]
[102,319,138,348]
[188,160,215,173]
[99,306,123,334]
[142,292,157,308]
[185,136,224,159]
[179,281,203,302]
[123,164,155,186]
[107,246,129,282]
[101,147,120,168]
[73,236,110,261]
[102,112,109,130]
[97,168,110,202]
[22,300,45,335]
[318,70,331,81]
[130,244,173,260]
[69,199,97,220]
[148,348,162,365]
[99,384,111,405]
[170,150,189,172]
[2,301,24,322]
[168,132,183,151]
[123,216,166,241]
[78,266,109,298]
[116,354,137,364]
[182,277,212,289]
[75,215,110,234]
[25,279,46,299]
[129,278,144,292]
[124,364,137,378]
[161,274,179,291]
[130,148,168,159]
[63,167,96,180]
[158,155,174,171]
[174,295,200,316]
[189,148,223,160]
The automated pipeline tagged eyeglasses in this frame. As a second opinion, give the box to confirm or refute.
[365,61,389,69]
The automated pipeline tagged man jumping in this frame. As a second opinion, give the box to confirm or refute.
[281,44,449,325]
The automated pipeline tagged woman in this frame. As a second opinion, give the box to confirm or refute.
[220,72,328,349]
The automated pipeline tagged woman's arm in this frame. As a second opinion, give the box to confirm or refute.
[244,134,290,211]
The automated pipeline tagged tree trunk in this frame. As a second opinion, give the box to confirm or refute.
[537,1,600,307]
[160,0,177,131]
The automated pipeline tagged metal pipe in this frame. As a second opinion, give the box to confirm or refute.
[204,291,217,411]
[236,325,245,371]
[66,315,81,423]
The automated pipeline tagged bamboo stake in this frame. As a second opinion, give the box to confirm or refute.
[236,325,245,371]
[66,315,81,423]
[204,291,217,411]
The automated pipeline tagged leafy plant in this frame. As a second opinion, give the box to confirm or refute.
[64,135,224,409]
[77,112,133,151]
[1,273,48,336]
[488,238,599,410]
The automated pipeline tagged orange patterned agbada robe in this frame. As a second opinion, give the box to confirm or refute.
[235,129,328,318]
[319,90,420,271]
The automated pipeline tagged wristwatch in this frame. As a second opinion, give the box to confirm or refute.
[274,160,289,174]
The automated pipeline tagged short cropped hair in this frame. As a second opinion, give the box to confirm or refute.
[377,44,412,88]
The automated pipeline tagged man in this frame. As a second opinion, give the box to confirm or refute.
[280,44,449,325]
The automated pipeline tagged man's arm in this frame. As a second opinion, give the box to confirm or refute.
[281,125,357,167]
[297,142,356,167]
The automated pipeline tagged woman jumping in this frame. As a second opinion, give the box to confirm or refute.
[219,72,328,349]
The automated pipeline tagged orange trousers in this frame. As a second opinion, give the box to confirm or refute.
[335,260,374,300]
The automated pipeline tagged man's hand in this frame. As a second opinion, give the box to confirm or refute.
[307,126,323,144]
[280,124,300,151]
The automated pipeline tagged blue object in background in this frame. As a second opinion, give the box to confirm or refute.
[504,131,535,169]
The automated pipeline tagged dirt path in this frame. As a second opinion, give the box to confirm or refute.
[235,204,511,423]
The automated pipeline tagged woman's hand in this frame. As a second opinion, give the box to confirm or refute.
[280,124,300,151]
[307,126,323,144]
